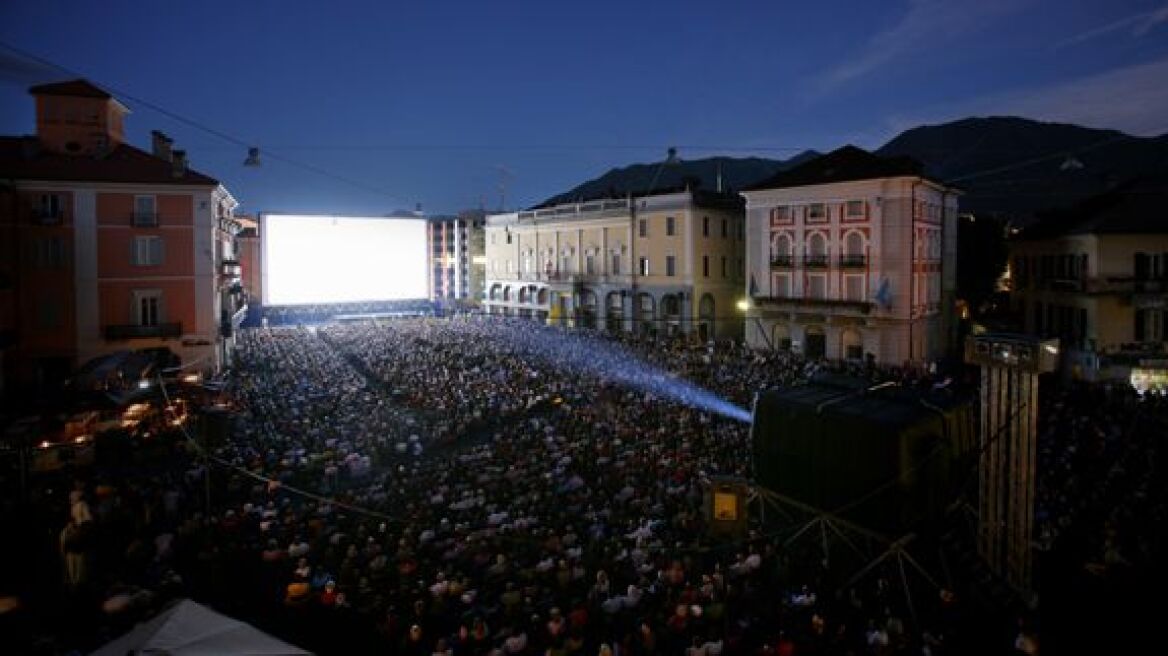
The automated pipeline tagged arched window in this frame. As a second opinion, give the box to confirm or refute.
[808,233,827,256]
[845,231,864,256]
[771,233,792,256]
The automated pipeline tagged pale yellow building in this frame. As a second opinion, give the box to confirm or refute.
[1009,186,1168,380]
[741,146,960,364]
[482,189,745,340]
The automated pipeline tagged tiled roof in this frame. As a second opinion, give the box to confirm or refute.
[742,145,939,191]
[0,136,220,186]
[28,79,112,99]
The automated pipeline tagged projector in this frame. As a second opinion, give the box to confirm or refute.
[965,334,1059,373]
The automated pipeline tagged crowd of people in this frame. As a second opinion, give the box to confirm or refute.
[6,316,1165,654]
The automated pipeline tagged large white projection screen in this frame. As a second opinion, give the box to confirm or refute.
[262,214,428,305]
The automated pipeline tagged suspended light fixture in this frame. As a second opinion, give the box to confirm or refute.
[243,147,261,167]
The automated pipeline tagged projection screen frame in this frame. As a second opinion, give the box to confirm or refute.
[260,212,429,306]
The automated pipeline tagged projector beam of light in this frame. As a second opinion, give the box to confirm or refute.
[491,321,752,423]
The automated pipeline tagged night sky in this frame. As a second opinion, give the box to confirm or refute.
[1,0,1166,215]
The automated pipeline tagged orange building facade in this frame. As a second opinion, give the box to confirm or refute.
[0,80,244,393]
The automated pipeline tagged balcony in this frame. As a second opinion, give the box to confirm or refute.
[220,259,242,278]
[755,295,873,314]
[770,255,794,268]
[803,254,829,269]
[132,212,159,227]
[1078,277,1167,295]
[105,322,182,340]
[838,254,867,269]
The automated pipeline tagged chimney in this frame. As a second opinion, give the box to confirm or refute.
[152,131,172,160]
[171,149,187,178]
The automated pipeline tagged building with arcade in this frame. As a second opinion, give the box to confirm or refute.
[482,188,745,340]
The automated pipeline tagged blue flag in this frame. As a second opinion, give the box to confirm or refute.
[873,276,892,308]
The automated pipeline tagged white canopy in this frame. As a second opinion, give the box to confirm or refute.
[91,599,311,656]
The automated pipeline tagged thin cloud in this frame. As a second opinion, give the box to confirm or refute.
[816,0,1026,94]
[1054,3,1168,49]
[881,55,1168,142]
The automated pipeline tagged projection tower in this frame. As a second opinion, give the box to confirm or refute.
[965,334,1058,593]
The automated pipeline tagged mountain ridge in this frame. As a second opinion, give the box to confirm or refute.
[537,116,1168,219]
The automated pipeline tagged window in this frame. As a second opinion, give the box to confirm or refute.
[505,231,512,245]
[134,290,162,327]
[32,237,66,268]
[845,276,864,301]
[703,255,709,278]
[585,254,596,275]
[639,257,650,276]
[773,274,790,297]
[846,200,864,218]
[703,216,710,237]
[638,219,647,238]
[666,216,675,236]
[666,255,676,277]
[133,236,164,266]
[612,254,621,275]
[721,218,728,238]
[133,195,157,226]
[561,256,571,274]
[773,206,791,222]
[721,256,727,278]
[808,203,826,220]
[37,193,62,222]
[807,275,827,299]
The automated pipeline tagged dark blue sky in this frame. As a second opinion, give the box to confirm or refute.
[2,1,1167,215]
